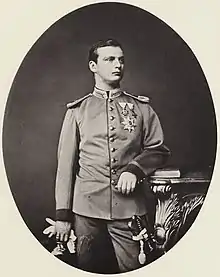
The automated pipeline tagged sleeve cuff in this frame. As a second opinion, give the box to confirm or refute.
[56,209,73,222]
[124,164,146,181]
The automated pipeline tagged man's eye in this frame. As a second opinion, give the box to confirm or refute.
[104,57,114,62]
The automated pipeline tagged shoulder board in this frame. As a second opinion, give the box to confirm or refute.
[123,91,150,103]
[67,93,92,109]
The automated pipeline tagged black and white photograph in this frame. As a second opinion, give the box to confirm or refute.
[1,1,219,276]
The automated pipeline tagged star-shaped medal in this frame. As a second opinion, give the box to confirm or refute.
[122,116,136,132]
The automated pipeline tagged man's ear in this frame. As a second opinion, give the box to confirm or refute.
[89,61,97,73]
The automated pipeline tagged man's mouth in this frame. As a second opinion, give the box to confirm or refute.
[112,72,121,76]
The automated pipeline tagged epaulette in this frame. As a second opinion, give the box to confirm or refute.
[67,93,92,109]
[123,91,150,103]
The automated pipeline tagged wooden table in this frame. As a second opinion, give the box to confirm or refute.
[149,177,210,254]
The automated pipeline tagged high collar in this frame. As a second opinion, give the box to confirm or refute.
[93,86,122,99]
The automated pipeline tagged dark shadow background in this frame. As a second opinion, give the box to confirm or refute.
[2,2,216,271]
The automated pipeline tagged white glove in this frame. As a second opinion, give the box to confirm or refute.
[43,217,77,254]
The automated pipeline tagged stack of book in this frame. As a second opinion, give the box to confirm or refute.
[150,168,181,184]
[151,168,181,179]
[149,168,210,184]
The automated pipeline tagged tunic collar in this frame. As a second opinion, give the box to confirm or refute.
[93,86,122,99]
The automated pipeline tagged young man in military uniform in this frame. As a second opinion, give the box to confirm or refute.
[54,39,170,273]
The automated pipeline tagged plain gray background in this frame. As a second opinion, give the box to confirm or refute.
[3,2,216,246]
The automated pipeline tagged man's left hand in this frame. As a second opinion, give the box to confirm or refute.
[116,172,137,195]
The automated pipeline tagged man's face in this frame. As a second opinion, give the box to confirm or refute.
[90,46,125,85]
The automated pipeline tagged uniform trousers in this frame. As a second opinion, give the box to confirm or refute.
[74,213,143,273]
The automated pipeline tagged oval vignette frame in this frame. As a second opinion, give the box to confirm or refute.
[2,2,217,274]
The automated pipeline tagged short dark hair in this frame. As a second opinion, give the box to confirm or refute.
[88,39,123,63]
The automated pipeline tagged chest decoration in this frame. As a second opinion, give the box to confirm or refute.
[119,102,137,133]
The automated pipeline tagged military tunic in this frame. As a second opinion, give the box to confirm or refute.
[55,87,170,221]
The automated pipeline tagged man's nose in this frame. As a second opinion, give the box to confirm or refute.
[114,59,122,68]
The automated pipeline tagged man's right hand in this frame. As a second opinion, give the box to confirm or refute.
[55,221,72,242]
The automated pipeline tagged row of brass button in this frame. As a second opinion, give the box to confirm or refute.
[108,100,117,183]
